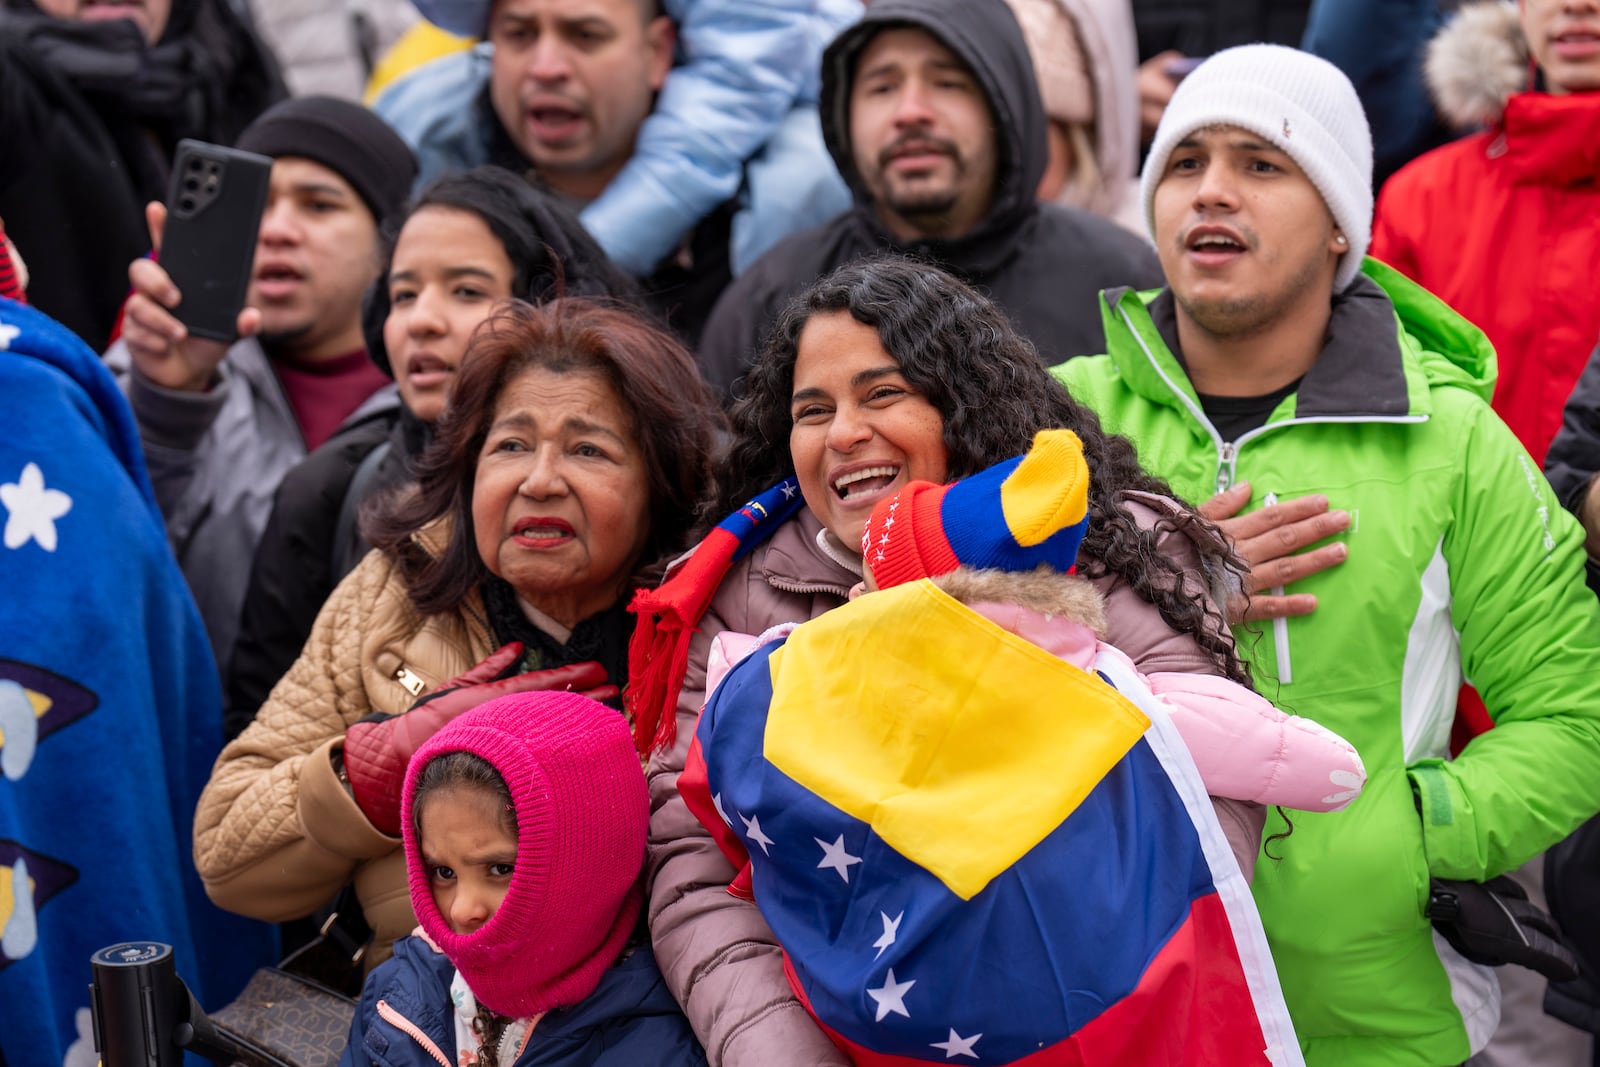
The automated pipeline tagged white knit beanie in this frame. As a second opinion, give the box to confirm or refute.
[1140,44,1374,292]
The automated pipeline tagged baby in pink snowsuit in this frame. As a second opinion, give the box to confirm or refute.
[707,429,1366,830]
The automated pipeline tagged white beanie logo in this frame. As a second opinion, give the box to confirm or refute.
[1140,44,1375,292]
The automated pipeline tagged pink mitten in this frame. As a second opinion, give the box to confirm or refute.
[1147,672,1367,811]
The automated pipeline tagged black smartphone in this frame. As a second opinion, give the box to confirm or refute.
[161,139,272,342]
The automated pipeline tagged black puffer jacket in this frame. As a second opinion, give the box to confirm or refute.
[0,0,283,349]
[1545,814,1600,1034]
[225,408,422,741]
[1542,338,1600,595]
[694,0,1161,399]
[1132,0,1310,62]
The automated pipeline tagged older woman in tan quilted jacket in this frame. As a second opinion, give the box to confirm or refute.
[193,298,722,968]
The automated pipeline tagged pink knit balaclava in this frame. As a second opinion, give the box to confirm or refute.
[401,691,648,1018]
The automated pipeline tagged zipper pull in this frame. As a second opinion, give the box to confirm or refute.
[393,665,425,697]
[1216,442,1237,494]
[1262,491,1293,685]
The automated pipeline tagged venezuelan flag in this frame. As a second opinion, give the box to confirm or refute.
[682,580,1302,1066]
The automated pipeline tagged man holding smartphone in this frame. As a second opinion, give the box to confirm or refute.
[108,96,418,679]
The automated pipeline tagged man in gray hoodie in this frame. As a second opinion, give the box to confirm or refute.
[109,96,416,678]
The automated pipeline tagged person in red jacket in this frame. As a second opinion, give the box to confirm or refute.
[1376,8,1600,1063]
[1371,0,1600,465]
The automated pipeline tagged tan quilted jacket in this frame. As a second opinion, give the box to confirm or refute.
[193,544,495,967]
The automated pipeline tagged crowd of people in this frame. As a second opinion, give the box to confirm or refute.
[3,0,1600,1066]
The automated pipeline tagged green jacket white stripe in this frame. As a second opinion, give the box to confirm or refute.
[1055,259,1600,1067]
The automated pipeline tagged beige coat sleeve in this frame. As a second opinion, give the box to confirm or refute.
[193,551,404,922]
[644,573,851,1067]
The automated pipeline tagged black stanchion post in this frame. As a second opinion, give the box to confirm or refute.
[89,942,184,1067]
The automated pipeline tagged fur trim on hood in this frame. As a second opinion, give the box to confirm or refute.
[1425,1,1528,129]
[931,565,1107,636]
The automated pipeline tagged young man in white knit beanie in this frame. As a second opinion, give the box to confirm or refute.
[1056,42,1600,1067]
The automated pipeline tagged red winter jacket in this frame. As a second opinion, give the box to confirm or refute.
[1372,90,1600,464]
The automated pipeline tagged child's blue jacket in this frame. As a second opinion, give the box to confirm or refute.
[340,933,707,1066]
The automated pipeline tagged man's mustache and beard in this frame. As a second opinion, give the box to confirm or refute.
[872,130,968,229]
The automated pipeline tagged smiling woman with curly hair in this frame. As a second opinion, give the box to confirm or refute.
[629,254,1260,1067]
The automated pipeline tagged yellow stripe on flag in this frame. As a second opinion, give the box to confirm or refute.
[763,580,1149,901]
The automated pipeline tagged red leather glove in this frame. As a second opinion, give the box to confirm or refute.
[342,643,611,836]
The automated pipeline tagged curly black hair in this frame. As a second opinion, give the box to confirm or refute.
[722,254,1252,685]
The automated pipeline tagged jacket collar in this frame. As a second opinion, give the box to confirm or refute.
[757,507,857,599]
[1099,267,1443,423]
[386,935,679,1051]
[1501,91,1600,186]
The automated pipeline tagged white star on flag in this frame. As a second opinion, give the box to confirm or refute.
[741,812,775,855]
[712,792,732,826]
[872,910,902,960]
[1,463,72,551]
[930,1029,982,1059]
[815,834,862,882]
[781,482,798,499]
[866,968,915,1022]
[0,320,18,351]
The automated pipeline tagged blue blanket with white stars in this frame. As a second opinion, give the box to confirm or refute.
[0,297,274,1067]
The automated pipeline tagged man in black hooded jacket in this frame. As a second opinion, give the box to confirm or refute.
[695,0,1161,400]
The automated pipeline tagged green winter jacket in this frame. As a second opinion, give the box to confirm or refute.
[1056,260,1600,1067]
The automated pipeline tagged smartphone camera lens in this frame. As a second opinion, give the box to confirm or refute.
[179,195,197,215]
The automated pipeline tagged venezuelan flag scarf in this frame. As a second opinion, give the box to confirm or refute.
[625,478,804,753]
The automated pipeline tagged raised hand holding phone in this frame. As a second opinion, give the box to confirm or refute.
[122,140,269,392]
[124,206,258,392]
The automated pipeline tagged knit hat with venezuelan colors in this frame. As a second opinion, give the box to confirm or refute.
[861,428,1091,589]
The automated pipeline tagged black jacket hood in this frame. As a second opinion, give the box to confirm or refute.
[819,0,1048,241]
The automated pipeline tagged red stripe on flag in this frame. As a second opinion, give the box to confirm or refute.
[786,893,1276,1066]
[1068,892,1272,1065]
[679,730,754,900]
